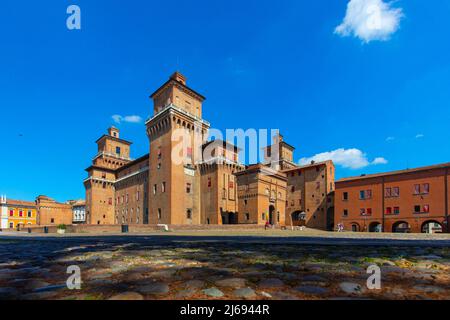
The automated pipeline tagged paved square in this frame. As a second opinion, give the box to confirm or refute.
[0,231,449,300]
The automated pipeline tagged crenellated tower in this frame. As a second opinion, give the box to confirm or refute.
[84,127,133,224]
[146,72,210,225]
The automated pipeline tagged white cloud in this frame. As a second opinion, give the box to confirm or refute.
[112,114,143,124]
[299,148,388,169]
[372,157,388,165]
[385,136,395,142]
[415,133,425,139]
[335,0,403,43]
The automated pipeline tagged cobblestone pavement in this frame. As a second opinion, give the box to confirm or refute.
[0,234,449,300]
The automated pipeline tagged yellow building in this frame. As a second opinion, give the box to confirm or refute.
[0,196,37,229]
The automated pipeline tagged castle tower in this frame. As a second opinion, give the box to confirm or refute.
[146,72,210,225]
[263,133,298,170]
[84,127,133,224]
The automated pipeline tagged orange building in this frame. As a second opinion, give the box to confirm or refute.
[0,196,37,229]
[335,163,450,233]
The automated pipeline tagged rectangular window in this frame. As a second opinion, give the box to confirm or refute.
[414,184,420,195]
[343,192,348,201]
[153,184,157,195]
[162,182,166,193]
[116,146,121,155]
[186,183,191,194]
[414,205,421,213]
[28,211,32,218]
[385,187,392,197]
[19,210,23,217]
[157,147,162,159]
[359,190,365,199]
[9,210,13,217]
[392,187,400,197]
[423,183,430,194]
[386,207,392,215]
[423,205,430,213]
[126,194,129,203]
[360,208,366,216]
[366,208,372,215]
[207,177,211,187]
[157,208,162,220]
[51,218,55,224]
[366,190,372,199]
[343,209,348,217]
[246,213,250,220]
[137,191,140,201]
[394,207,400,215]
[229,181,234,189]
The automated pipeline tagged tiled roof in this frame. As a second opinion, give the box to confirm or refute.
[337,162,450,183]
[6,199,36,207]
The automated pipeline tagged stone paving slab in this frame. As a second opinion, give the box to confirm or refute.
[0,235,449,300]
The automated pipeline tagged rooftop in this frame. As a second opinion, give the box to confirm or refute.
[337,162,450,183]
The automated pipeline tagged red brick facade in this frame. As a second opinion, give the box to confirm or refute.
[335,163,450,233]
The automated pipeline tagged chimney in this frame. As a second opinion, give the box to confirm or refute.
[170,72,187,85]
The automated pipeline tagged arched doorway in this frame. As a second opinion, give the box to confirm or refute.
[392,221,411,233]
[369,222,382,233]
[291,211,306,227]
[351,222,360,232]
[221,211,238,225]
[421,220,443,234]
[269,205,275,225]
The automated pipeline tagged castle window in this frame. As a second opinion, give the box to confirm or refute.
[116,147,121,155]
[245,213,250,220]
[158,208,162,220]
[51,218,55,224]
[136,191,140,201]
[343,209,348,217]
[186,183,191,194]
[162,182,166,193]
[343,192,348,200]
[153,184,157,195]
[186,209,192,220]
[207,177,211,187]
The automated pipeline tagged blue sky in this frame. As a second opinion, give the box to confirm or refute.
[1,0,450,202]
